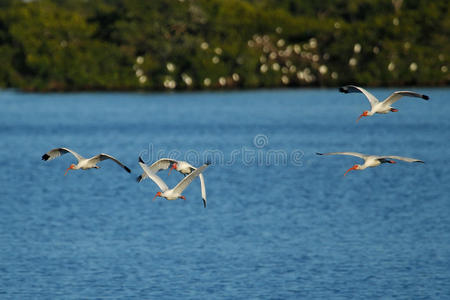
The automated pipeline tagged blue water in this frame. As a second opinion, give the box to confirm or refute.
[0,89,449,299]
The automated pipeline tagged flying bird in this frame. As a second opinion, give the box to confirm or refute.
[316,152,424,176]
[137,158,208,207]
[138,157,210,205]
[339,85,429,122]
[42,147,131,175]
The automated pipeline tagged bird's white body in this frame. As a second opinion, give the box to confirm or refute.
[159,189,185,201]
[42,147,131,174]
[74,159,100,170]
[368,102,393,115]
[174,161,195,174]
[316,152,424,175]
[339,85,429,121]
[137,158,208,207]
[138,158,210,205]
[351,155,385,170]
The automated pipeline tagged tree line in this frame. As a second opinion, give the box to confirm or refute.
[0,0,448,91]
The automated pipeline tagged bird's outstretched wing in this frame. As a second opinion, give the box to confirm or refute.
[42,147,84,162]
[138,157,169,192]
[339,85,379,108]
[137,158,178,182]
[172,162,210,195]
[89,153,131,173]
[199,173,207,208]
[378,155,424,163]
[383,91,429,106]
[316,152,369,160]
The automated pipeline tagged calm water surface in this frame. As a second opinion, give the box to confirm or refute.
[0,89,449,299]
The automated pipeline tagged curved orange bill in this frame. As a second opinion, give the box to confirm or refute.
[152,193,159,201]
[344,166,357,176]
[356,114,365,122]
[168,165,176,175]
[64,166,72,176]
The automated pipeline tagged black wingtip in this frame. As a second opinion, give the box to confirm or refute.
[415,160,425,164]
[203,199,207,208]
[138,156,144,164]
[422,95,429,100]
[42,154,50,161]
[205,160,211,166]
[136,175,142,182]
[316,152,324,155]
[125,166,131,173]
[339,87,348,93]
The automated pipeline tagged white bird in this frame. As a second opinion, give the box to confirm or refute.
[339,85,429,122]
[137,158,208,207]
[42,147,131,175]
[138,157,210,204]
[316,152,424,176]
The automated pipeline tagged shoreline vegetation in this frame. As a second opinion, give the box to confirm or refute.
[0,0,448,92]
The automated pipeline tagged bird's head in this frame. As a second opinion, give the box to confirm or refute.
[64,164,76,176]
[153,191,162,201]
[344,164,360,176]
[356,111,369,122]
[168,162,178,175]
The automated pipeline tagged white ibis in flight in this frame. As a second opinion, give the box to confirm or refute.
[316,152,424,176]
[137,158,208,207]
[339,85,429,122]
[138,157,210,206]
[42,147,131,175]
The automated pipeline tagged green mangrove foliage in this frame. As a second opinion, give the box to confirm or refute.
[0,0,448,91]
